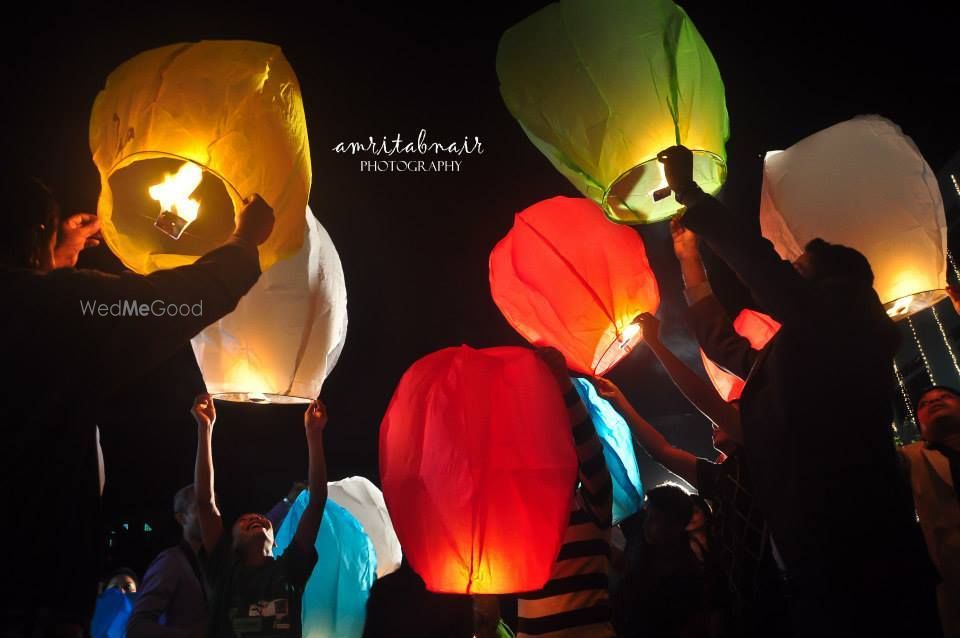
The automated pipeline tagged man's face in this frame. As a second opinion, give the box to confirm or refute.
[917,389,960,442]
[107,574,136,594]
[175,499,202,543]
[641,505,686,545]
[232,513,274,554]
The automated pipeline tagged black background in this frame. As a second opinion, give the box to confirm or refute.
[2,1,957,575]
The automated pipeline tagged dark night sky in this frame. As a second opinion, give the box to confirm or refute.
[2,1,957,572]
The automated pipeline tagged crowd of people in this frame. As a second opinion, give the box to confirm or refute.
[3,144,959,638]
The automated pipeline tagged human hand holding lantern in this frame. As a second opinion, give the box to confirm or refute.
[191,393,216,429]
[235,194,275,247]
[635,312,661,345]
[590,376,628,413]
[670,218,698,262]
[947,285,960,317]
[54,213,101,268]
[304,399,328,439]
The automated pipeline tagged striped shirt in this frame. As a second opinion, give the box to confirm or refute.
[517,384,615,638]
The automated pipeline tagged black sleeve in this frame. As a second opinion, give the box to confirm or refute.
[278,537,319,590]
[682,195,809,325]
[688,294,758,380]
[56,239,260,395]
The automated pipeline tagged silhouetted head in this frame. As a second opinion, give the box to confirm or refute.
[793,238,874,288]
[2,173,59,271]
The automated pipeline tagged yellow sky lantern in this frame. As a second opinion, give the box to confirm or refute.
[90,40,311,274]
[497,0,729,224]
[759,116,947,320]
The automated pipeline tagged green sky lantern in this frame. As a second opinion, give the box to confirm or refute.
[497,0,729,224]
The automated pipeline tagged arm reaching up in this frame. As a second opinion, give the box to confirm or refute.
[659,145,809,323]
[590,376,698,487]
[293,399,329,554]
[636,313,743,445]
[191,394,223,555]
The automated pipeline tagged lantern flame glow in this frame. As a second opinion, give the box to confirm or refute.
[149,162,203,233]
[620,322,642,346]
[887,295,915,319]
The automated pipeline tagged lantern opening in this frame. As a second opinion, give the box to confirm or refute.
[107,156,236,266]
[603,150,726,225]
[213,392,313,405]
[884,290,947,320]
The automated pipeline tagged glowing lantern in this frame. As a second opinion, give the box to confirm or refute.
[489,197,660,376]
[497,0,729,224]
[328,476,402,579]
[275,492,377,638]
[90,40,311,274]
[379,346,579,594]
[190,208,347,403]
[700,309,780,402]
[572,378,643,523]
[759,116,947,319]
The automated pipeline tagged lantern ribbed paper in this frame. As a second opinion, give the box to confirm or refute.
[190,208,347,403]
[90,40,311,274]
[490,197,660,376]
[328,476,402,579]
[380,346,578,594]
[572,378,643,523]
[759,116,947,320]
[497,0,729,224]
[275,492,376,638]
[700,309,780,402]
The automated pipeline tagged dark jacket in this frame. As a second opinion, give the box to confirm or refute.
[0,239,260,626]
[682,195,921,574]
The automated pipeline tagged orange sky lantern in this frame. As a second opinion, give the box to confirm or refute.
[490,197,660,376]
[379,346,579,594]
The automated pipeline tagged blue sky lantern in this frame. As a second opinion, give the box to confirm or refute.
[572,378,644,523]
[275,490,377,638]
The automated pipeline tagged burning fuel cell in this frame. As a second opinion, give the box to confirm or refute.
[150,162,203,239]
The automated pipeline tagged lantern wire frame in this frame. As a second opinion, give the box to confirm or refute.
[110,150,244,203]
[602,150,726,225]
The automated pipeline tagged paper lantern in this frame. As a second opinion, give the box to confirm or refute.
[190,208,347,403]
[759,116,947,319]
[90,589,136,638]
[275,492,377,638]
[380,346,579,594]
[489,197,660,376]
[328,476,403,579]
[90,40,311,274]
[572,378,643,523]
[700,309,780,402]
[497,0,729,224]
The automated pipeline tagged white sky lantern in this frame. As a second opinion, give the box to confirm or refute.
[759,116,947,320]
[191,208,348,403]
[328,476,403,578]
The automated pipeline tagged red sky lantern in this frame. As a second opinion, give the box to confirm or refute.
[489,197,660,376]
[700,308,780,402]
[379,346,578,594]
